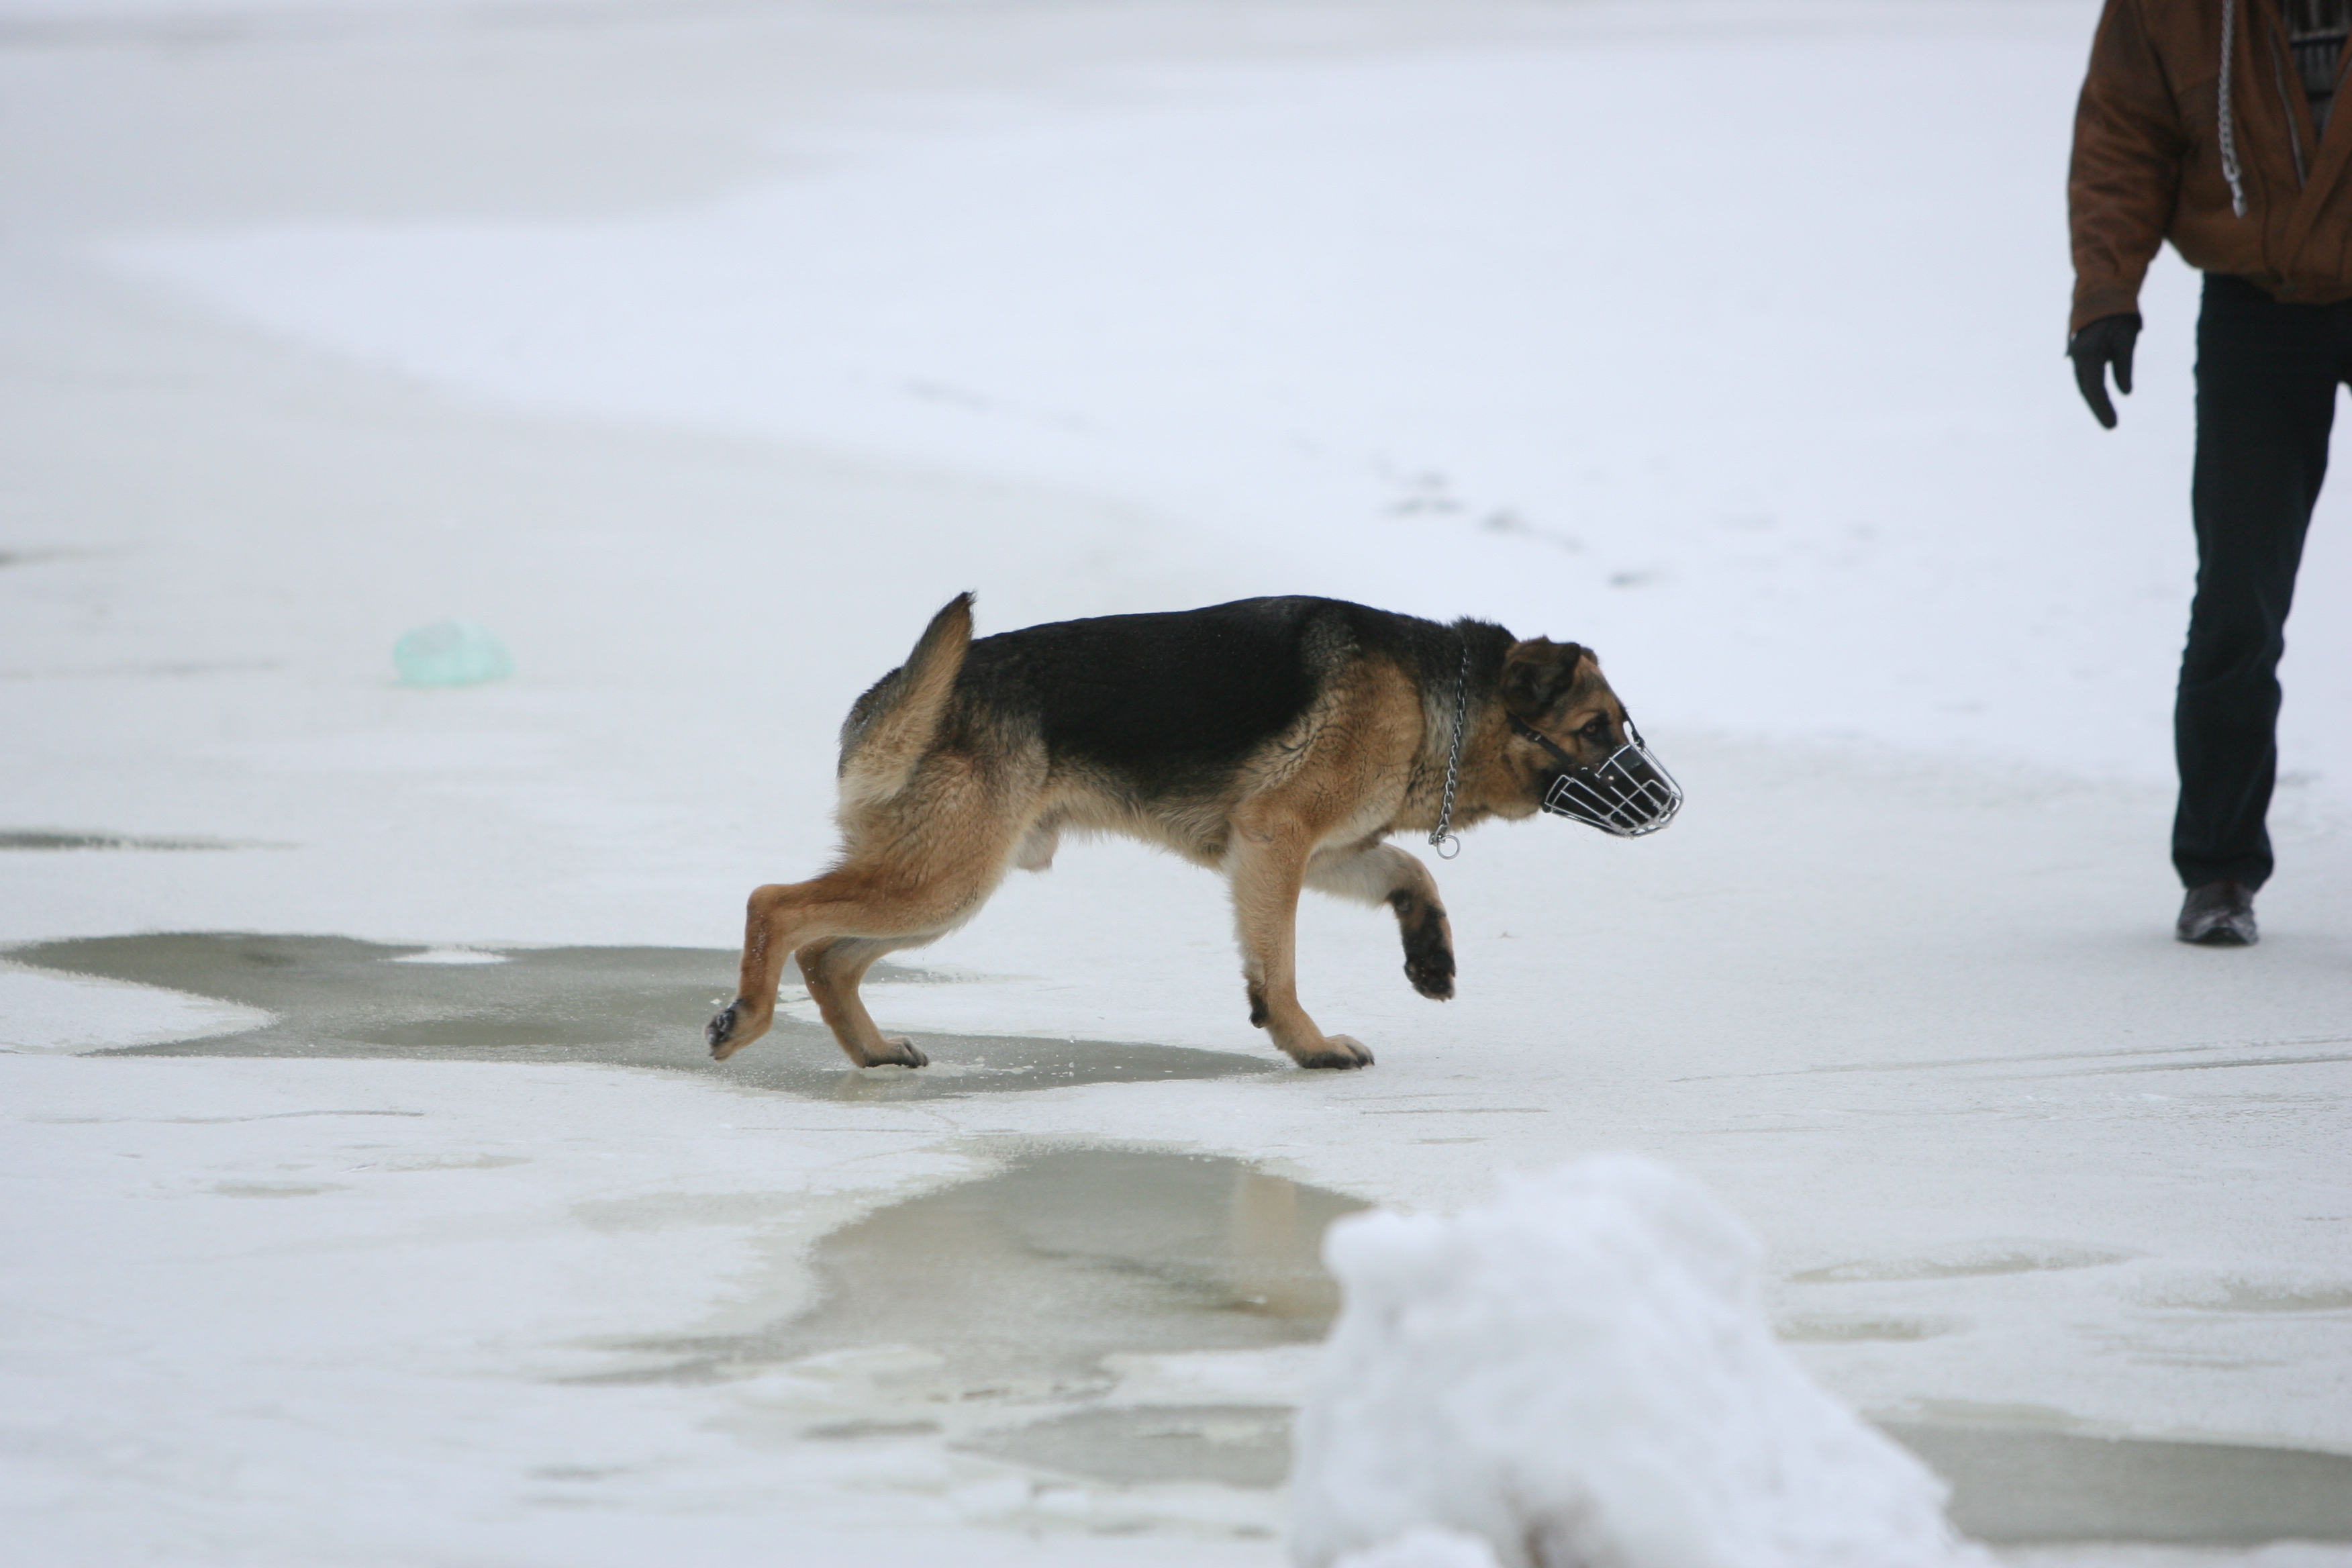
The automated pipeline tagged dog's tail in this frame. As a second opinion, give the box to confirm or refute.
[836,592,975,807]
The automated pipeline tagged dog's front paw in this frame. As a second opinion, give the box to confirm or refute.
[1396,899,1455,1001]
[1404,944,1455,1001]
[1293,1035,1375,1070]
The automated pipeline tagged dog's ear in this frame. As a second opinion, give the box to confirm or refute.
[1499,639,1589,718]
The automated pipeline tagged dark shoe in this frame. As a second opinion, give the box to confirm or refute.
[2177,880,2258,946]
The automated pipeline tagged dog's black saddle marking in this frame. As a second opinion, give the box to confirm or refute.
[957,597,1473,797]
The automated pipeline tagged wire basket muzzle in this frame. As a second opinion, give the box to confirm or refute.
[1540,733,1683,837]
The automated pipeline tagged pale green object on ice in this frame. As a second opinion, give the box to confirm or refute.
[393,620,513,687]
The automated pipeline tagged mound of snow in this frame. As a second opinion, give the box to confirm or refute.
[1293,1156,1986,1568]
[1332,1528,1506,1568]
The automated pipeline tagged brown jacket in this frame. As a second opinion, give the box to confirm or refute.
[2070,0,2352,332]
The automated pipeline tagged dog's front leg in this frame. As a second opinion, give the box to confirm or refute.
[1304,840,1456,1001]
[1227,819,1373,1070]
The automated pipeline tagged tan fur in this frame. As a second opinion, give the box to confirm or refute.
[708,605,1634,1071]
[836,592,974,810]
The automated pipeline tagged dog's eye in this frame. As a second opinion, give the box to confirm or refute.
[1581,717,1610,741]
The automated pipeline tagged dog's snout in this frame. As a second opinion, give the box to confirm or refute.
[1538,735,1683,838]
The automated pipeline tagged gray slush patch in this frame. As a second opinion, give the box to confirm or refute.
[10,932,1277,1099]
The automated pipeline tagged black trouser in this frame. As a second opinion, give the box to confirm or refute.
[2175,274,2351,889]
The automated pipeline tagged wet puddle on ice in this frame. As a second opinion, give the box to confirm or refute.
[1884,1422,2352,1547]
[0,830,251,851]
[607,1148,1362,1381]
[11,932,1275,1098]
[612,1147,1363,1496]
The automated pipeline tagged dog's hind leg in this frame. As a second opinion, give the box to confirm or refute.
[1228,814,1373,1070]
[794,936,932,1069]
[708,856,998,1067]
[1304,840,1455,1001]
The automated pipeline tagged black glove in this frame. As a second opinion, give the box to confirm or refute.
[2067,313,2141,429]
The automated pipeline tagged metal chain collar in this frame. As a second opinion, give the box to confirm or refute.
[1428,638,1471,861]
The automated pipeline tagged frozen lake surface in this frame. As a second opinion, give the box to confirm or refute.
[3,0,2348,1563]
[13,932,2352,1553]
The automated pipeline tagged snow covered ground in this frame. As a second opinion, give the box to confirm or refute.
[2,1,2348,1563]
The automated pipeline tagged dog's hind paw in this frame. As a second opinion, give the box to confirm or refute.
[863,1035,929,1069]
[706,1002,743,1060]
[1293,1036,1375,1071]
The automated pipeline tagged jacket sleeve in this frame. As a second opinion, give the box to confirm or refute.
[2069,0,2187,334]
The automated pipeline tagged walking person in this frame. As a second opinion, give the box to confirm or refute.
[2069,0,2351,945]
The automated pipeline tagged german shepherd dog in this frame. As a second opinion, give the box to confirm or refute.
[707,595,1677,1071]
